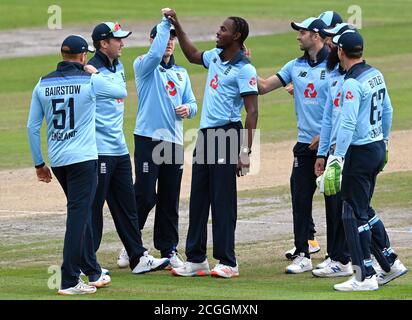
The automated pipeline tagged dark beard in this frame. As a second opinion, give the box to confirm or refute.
[327,47,340,71]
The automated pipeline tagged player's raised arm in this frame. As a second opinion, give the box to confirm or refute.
[258,74,284,94]
[164,9,203,65]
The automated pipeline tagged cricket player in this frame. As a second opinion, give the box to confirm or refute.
[88,21,170,274]
[27,35,120,295]
[283,11,344,262]
[131,11,197,269]
[323,30,407,290]
[165,9,259,278]
[312,23,354,277]
[258,17,335,274]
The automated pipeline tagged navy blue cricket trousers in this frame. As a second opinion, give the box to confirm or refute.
[341,140,386,278]
[52,159,101,289]
[290,142,342,258]
[134,135,183,258]
[92,154,146,270]
[185,122,242,267]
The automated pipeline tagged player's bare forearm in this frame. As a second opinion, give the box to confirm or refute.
[308,134,320,150]
[258,75,283,95]
[164,9,202,65]
[243,94,258,149]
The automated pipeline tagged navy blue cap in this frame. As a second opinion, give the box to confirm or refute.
[92,22,132,41]
[291,17,327,33]
[318,11,343,28]
[150,25,177,38]
[61,35,95,54]
[321,23,354,37]
[333,30,364,53]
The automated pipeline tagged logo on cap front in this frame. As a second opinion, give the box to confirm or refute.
[113,23,121,32]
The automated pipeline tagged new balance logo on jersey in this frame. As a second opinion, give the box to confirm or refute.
[159,67,166,72]
[212,58,217,64]
[176,72,183,81]
[332,80,338,87]
[304,83,317,98]
[224,66,232,75]
[298,71,307,78]
[320,70,326,80]
[210,74,218,90]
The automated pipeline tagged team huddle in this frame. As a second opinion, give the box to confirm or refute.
[26,8,407,295]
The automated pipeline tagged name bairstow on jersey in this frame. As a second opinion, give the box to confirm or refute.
[45,85,81,96]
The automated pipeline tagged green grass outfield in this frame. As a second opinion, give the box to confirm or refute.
[0,171,411,300]
[0,0,410,30]
[0,0,411,300]
[1,24,412,168]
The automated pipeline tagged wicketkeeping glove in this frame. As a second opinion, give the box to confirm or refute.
[381,139,388,171]
[323,155,344,196]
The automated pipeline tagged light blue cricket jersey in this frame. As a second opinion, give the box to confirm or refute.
[277,46,330,143]
[27,61,127,167]
[335,61,393,158]
[88,50,128,156]
[133,18,197,145]
[200,48,258,129]
[317,65,346,156]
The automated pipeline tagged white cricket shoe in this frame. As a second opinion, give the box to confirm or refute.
[165,251,185,270]
[316,257,331,269]
[171,259,210,277]
[117,247,130,268]
[88,273,111,288]
[312,260,353,278]
[58,280,97,295]
[285,239,321,260]
[286,254,313,274]
[334,274,379,291]
[132,251,169,274]
[211,264,239,278]
[377,259,408,285]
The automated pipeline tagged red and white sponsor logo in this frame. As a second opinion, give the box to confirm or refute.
[333,92,341,107]
[166,80,177,96]
[345,90,354,101]
[116,98,124,104]
[113,23,121,32]
[210,74,218,90]
[304,83,317,98]
[249,76,257,87]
